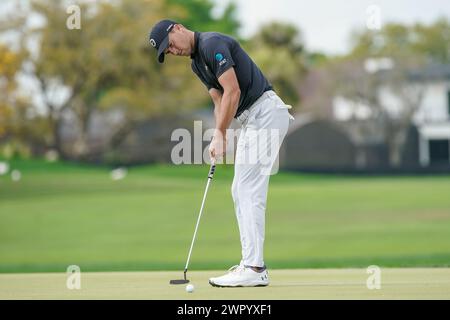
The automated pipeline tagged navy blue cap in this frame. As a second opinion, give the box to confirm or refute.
[149,19,177,63]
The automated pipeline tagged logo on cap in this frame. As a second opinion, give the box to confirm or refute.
[150,38,156,48]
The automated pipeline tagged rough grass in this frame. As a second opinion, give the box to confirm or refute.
[1,158,450,273]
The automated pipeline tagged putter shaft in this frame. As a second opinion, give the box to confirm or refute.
[184,164,216,273]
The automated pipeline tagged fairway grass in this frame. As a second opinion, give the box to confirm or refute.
[1,159,450,273]
[1,268,449,299]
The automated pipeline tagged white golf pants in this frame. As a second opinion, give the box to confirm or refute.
[232,90,293,268]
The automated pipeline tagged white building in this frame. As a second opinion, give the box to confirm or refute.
[333,62,450,168]
[409,65,450,166]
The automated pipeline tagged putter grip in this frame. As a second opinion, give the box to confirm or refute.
[208,164,216,179]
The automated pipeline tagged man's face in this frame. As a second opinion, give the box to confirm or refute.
[165,25,191,57]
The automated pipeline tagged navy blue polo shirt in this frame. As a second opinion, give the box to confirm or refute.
[190,32,273,118]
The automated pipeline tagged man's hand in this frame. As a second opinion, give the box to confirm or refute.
[209,130,227,162]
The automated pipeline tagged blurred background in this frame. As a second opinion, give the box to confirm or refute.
[0,0,449,273]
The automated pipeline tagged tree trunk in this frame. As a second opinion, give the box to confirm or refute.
[48,113,65,159]
[108,119,137,150]
[73,105,93,160]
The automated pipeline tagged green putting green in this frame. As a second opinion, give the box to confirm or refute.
[1,268,449,299]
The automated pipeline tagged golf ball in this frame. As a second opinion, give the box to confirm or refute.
[186,284,194,293]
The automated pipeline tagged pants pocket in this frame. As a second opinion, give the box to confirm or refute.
[270,97,295,122]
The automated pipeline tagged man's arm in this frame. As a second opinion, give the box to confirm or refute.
[208,88,222,126]
[215,68,240,134]
[208,68,240,161]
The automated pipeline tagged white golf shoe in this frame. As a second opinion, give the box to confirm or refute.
[209,264,269,287]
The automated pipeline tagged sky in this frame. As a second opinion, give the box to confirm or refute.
[2,0,449,54]
[213,0,450,54]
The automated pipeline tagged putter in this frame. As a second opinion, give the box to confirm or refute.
[170,162,216,285]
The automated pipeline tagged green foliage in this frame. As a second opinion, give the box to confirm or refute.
[29,0,240,118]
[0,140,31,159]
[8,0,240,157]
[0,45,23,138]
[167,0,239,36]
[246,22,307,107]
[412,18,450,64]
[350,17,450,63]
[0,45,38,152]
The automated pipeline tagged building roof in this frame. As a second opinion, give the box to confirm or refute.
[407,64,450,81]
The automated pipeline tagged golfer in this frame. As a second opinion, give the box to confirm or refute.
[149,20,293,287]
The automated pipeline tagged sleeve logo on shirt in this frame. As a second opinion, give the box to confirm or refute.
[215,53,227,66]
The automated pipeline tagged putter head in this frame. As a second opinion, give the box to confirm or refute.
[169,279,189,285]
[170,269,189,285]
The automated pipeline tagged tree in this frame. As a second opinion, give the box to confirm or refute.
[167,0,240,36]
[350,18,450,64]
[5,0,240,160]
[334,19,450,167]
[0,45,23,139]
[246,22,307,107]
[329,57,425,167]
[297,18,450,168]
[0,43,42,158]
